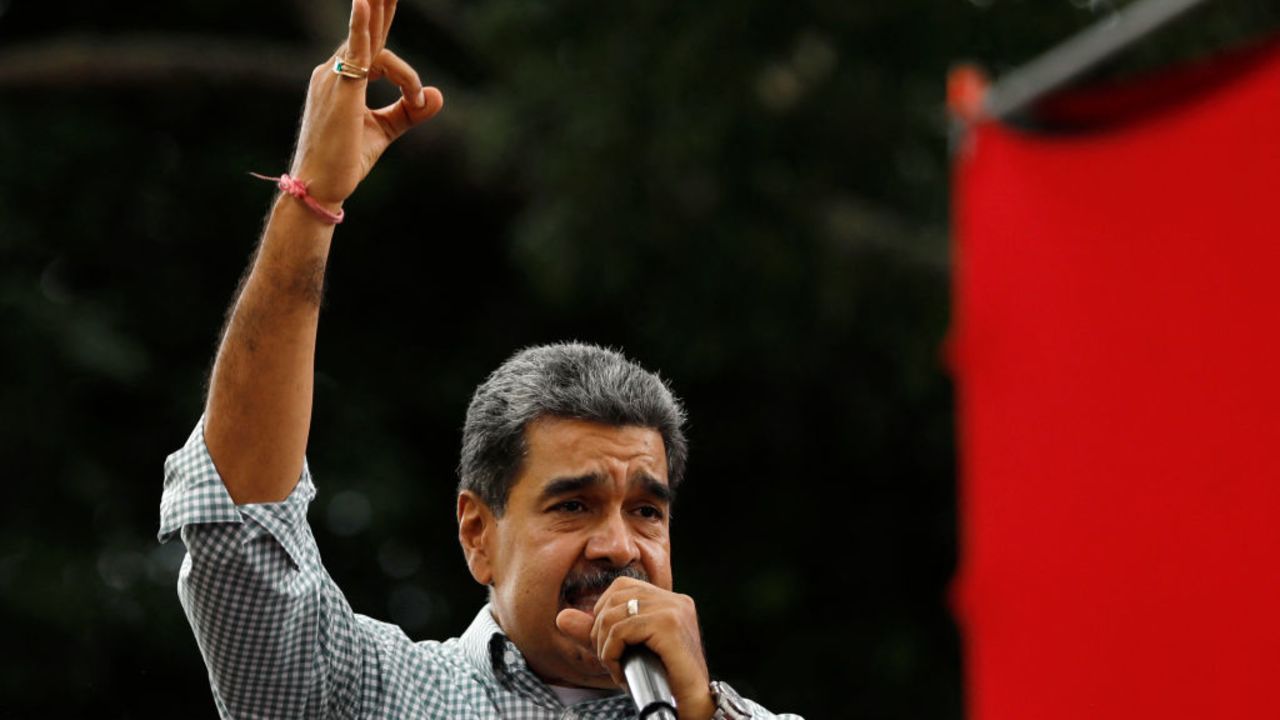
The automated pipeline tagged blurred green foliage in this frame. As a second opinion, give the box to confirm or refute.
[1,0,1278,717]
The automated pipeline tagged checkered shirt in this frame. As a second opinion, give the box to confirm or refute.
[158,420,797,719]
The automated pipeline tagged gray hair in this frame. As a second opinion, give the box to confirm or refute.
[458,342,688,515]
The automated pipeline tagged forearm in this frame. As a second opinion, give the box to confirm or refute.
[201,0,440,504]
[205,194,337,504]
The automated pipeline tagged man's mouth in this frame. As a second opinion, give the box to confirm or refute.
[563,590,604,614]
[559,564,650,614]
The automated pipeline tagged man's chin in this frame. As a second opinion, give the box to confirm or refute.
[554,635,616,689]
[568,667,618,690]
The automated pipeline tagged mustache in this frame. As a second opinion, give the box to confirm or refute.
[560,564,649,605]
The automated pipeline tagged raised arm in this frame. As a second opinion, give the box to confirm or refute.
[205,0,442,504]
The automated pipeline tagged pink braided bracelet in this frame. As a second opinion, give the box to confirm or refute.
[249,172,345,224]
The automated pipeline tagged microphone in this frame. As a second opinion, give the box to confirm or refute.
[622,646,679,720]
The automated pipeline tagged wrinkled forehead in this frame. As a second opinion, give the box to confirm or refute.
[532,469,675,506]
[512,416,670,495]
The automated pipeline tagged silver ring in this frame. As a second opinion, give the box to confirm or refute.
[626,598,639,617]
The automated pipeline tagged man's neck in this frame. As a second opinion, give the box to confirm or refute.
[548,683,622,707]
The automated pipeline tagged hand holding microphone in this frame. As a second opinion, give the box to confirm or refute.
[622,641,678,720]
[557,576,716,720]
[620,597,677,719]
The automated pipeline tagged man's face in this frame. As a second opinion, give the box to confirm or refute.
[472,416,674,687]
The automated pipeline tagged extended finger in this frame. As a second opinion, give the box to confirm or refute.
[369,48,424,107]
[345,0,373,68]
[380,0,399,52]
[367,0,385,57]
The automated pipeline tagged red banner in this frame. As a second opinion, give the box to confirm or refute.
[952,39,1280,719]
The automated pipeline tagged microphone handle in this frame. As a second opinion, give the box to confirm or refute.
[621,646,679,720]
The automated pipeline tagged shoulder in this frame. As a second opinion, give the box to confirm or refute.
[352,619,499,715]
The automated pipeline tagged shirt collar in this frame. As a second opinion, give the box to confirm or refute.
[458,604,516,685]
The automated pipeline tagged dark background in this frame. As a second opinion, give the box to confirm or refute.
[1,1,1277,717]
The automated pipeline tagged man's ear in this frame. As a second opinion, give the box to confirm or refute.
[457,490,497,586]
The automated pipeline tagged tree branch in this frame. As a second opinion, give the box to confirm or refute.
[0,35,317,89]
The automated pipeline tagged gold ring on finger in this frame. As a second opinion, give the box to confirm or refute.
[332,57,370,80]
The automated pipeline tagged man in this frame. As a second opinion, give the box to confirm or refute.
[158,1,800,718]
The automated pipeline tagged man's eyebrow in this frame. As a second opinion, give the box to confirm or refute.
[537,474,606,503]
[631,473,675,505]
[535,472,675,504]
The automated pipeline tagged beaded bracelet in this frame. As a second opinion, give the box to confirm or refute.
[249,172,345,224]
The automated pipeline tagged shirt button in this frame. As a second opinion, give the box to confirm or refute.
[503,650,516,666]
[563,712,577,720]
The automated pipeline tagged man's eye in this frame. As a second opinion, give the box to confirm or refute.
[635,505,665,521]
[552,500,587,513]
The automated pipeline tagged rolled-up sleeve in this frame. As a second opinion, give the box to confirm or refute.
[158,419,388,719]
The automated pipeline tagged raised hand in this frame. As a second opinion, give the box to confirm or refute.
[204,0,441,505]
[289,0,443,207]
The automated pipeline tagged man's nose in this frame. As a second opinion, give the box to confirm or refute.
[584,508,640,567]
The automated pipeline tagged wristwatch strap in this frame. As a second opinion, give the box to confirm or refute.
[709,680,753,720]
